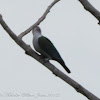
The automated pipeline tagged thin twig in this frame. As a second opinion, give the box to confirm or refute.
[18,0,60,39]
[78,0,100,24]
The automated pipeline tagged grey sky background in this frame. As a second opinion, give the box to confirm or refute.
[0,0,100,100]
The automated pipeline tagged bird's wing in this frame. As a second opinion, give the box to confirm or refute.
[38,36,71,73]
[38,36,62,60]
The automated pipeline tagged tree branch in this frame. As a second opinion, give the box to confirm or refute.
[0,0,100,99]
[0,14,100,100]
[78,0,100,24]
[18,0,60,39]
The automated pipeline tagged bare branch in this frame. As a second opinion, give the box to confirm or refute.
[0,14,100,100]
[78,0,100,24]
[18,0,60,39]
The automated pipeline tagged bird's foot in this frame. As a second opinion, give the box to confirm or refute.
[39,55,49,64]
[44,58,49,61]
[42,59,49,64]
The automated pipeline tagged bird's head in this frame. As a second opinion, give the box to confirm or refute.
[32,26,41,35]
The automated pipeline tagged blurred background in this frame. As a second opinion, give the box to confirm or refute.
[0,0,100,100]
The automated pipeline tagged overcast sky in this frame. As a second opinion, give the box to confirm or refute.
[0,0,100,100]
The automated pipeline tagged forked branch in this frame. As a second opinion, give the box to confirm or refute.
[0,15,100,100]
[18,0,60,39]
[0,0,100,100]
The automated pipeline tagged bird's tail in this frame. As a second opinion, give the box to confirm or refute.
[57,59,71,73]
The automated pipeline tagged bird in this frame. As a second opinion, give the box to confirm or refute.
[32,26,71,73]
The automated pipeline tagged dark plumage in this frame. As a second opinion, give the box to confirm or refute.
[32,26,71,73]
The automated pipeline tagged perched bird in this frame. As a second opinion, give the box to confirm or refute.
[32,26,71,73]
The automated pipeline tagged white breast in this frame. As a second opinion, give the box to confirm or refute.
[32,31,52,59]
[33,32,42,53]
